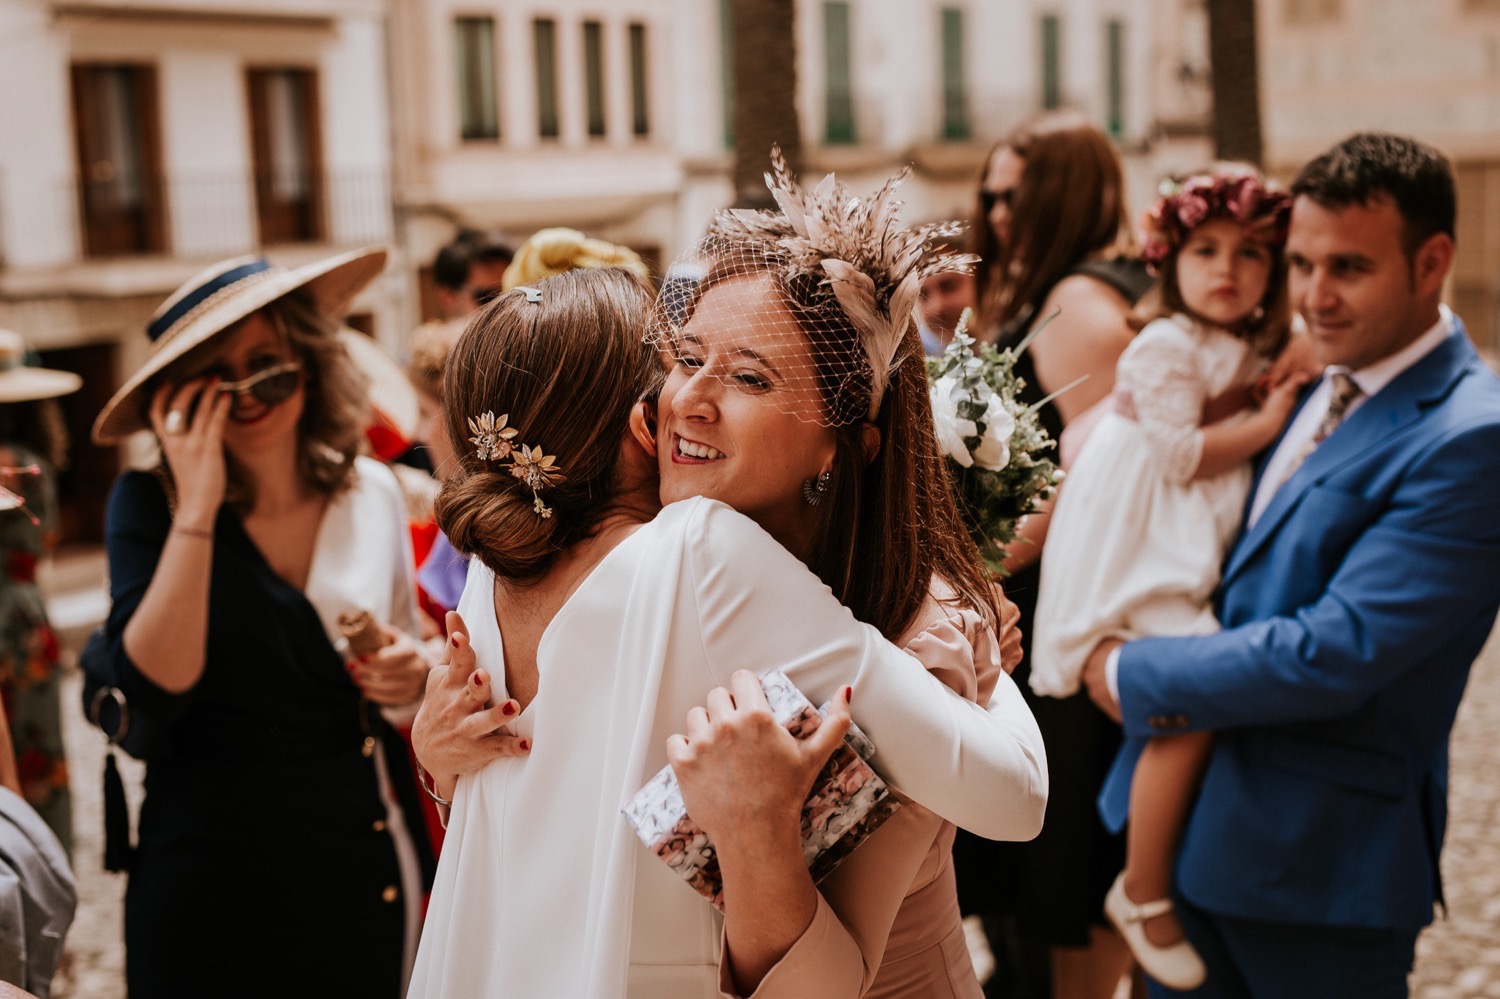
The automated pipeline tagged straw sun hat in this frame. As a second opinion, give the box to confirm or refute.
[92,246,387,445]
[0,330,82,403]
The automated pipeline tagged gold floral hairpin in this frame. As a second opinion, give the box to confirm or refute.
[467,411,518,461]
[467,410,567,518]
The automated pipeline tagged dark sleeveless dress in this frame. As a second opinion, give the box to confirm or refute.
[953,259,1152,985]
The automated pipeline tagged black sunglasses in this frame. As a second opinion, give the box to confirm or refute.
[217,362,303,408]
[979,187,1016,214]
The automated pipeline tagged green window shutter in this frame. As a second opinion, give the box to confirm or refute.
[534,18,560,138]
[825,1,855,144]
[455,17,499,141]
[941,7,968,140]
[1041,13,1062,110]
[1106,18,1124,138]
[583,21,606,138]
[630,23,651,137]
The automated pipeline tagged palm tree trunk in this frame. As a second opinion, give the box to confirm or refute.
[727,0,802,208]
[1206,0,1265,167]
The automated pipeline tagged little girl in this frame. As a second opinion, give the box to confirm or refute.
[1029,166,1305,989]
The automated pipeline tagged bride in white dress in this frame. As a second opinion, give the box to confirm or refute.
[410,167,1046,999]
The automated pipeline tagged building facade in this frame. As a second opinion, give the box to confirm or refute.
[0,0,398,538]
[386,0,1201,328]
[1259,0,1500,354]
[30,1,1500,541]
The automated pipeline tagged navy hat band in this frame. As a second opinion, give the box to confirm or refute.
[147,259,273,341]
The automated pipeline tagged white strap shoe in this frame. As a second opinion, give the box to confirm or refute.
[1104,873,1207,990]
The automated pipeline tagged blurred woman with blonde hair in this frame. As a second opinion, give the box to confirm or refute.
[502,227,652,291]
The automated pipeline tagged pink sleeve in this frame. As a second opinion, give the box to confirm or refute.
[716,581,999,998]
[898,585,1003,708]
[716,804,947,998]
[717,895,863,998]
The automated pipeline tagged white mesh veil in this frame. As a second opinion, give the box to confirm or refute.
[646,149,978,427]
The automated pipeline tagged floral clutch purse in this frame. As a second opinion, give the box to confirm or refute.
[621,669,903,910]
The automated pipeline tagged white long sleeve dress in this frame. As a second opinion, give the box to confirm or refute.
[407,496,1046,998]
[1029,314,1264,698]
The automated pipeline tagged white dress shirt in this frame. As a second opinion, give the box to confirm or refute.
[1246,305,1455,528]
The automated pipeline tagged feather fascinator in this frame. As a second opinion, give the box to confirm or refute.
[672,147,977,424]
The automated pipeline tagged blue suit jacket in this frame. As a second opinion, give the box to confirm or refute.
[1105,320,1500,931]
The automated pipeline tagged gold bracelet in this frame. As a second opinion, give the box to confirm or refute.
[171,525,215,540]
[416,764,452,807]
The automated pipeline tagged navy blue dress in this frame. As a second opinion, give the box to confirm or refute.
[96,471,429,998]
[953,259,1153,958]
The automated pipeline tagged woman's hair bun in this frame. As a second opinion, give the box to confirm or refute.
[435,470,561,579]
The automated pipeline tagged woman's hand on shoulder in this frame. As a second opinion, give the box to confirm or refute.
[411,610,530,797]
[149,379,231,525]
[667,671,852,845]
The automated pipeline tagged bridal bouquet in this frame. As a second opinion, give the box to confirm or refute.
[927,309,1060,572]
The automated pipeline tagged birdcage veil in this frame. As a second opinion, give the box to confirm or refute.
[646,148,977,428]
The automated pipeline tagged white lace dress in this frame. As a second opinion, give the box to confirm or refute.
[1029,314,1265,698]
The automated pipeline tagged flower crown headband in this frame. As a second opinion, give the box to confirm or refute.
[1140,172,1292,272]
[710,147,978,420]
[466,411,566,518]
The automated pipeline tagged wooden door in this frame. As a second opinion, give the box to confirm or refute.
[247,67,326,245]
[71,63,167,257]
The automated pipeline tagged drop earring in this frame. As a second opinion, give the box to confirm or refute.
[803,470,832,506]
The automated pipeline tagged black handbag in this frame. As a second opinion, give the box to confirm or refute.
[79,625,167,872]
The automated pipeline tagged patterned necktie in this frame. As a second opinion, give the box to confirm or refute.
[1284,371,1364,481]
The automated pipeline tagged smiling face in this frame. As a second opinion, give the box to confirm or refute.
[191,311,305,456]
[656,274,837,556]
[1173,217,1274,330]
[1285,194,1447,371]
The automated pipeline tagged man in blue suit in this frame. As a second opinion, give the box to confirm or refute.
[1083,133,1500,997]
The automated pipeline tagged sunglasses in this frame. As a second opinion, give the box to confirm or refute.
[217,362,303,408]
[979,187,1016,214]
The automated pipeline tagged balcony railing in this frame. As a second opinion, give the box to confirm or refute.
[59,168,392,262]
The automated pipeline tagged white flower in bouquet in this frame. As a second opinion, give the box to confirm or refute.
[971,393,1015,471]
[930,376,1015,472]
[930,374,977,467]
[926,309,1060,570]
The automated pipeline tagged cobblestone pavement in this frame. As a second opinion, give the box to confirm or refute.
[38,563,1500,997]
[1410,627,1500,999]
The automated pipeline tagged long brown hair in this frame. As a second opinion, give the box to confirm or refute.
[436,268,659,581]
[972,110,1134,341]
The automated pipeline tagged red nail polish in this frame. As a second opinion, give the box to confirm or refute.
[501,700,517,716]
[519,738,531,751]
[450,634,461,648]
[843,685,854,705]
[472,673,484,687]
